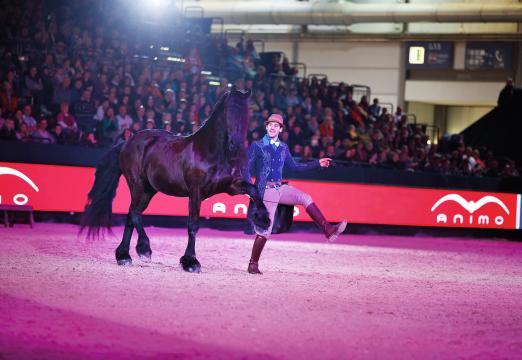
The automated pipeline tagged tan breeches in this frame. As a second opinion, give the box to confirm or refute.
[255,185,313,238]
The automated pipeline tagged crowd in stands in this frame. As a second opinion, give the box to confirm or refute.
[0,0,519,178]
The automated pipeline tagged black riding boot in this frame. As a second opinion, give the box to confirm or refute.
[306,202,347,242]
[248,235,267,274]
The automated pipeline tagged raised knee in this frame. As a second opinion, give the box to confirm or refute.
[301,194,313,208]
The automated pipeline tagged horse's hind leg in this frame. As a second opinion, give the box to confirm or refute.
[180,190,202,273]
[130,187,156,261]
[115,185,155,265]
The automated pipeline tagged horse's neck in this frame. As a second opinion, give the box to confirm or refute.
[195,116,246,168]
[198,115,227,147]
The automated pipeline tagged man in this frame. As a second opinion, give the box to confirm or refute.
[73,89,97,133]
[22,105,37,131]
[244,114,348,274]
[31,118,55,144]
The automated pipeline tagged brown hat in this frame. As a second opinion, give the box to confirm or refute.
[265,114,284,128]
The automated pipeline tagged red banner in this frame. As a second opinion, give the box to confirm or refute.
[1,162,520,230]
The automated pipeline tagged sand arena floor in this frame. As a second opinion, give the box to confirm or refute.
[1,223,522,359]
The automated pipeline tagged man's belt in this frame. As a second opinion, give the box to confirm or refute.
[265,181,288,189]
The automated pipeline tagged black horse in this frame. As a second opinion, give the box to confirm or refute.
[81,88,270,272]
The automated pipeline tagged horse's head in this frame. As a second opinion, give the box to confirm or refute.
[223,87,252,153]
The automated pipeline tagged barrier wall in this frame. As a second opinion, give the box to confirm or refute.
[1,162,520,230]
[3,140,518,192]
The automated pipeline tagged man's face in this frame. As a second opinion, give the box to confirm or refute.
[266,122,283,138]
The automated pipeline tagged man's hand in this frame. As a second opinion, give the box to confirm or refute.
[319,158,332,167]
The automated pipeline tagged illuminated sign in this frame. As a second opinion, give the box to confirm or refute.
[409,46,425,64]
[1,162,520,230]
[406,42,454,69]
[465,42,514,70]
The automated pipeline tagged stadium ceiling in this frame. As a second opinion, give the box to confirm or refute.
[173,0,522,38]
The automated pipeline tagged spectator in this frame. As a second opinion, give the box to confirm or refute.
[31,118,55,144]
[131,121,142,134]
[16,122,31,141]
[288,123,305,150]
[94,98,110,122]
[70,79,84,105]
[145,119,155,130]
[133,105,146,126]
[80,131,99,148]
[56,102,78,132]
[51,124,65,145]
[162,112,173,129]
[501,159,519,177]
[22,105,37,131]
[53,77,73,107]
[369,148,389,167]
[286,87,300,107]
[385,151,404,169]
[116,104,132,130]
[319,115,334,140]
[73,89,97,132]
[184,47,202,76]
[0,81,18,113]
[97,107,119,146]
[0,118,17,140]
[0,108,5,129]
[24,66,44,108]
[394,106,403,123]
[368,98,381,119]
[115,128,133,145]
[359,95,370,114]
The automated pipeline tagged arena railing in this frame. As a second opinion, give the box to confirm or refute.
[351,84,371,103]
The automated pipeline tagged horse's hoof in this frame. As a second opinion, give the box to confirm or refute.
[117,258,132,266]
[180,256,201,273]
[138,252,152,262]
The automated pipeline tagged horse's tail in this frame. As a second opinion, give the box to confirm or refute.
[80,142,125,238]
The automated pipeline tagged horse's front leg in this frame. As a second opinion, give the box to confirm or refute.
[230,180,270,231]
[180,190,202,273]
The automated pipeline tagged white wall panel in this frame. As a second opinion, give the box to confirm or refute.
[405,80,503,106]
[446,106,494,134]
[407,102,435,126]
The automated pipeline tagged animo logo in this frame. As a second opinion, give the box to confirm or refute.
[431,193,509,226]
[212,202,249,215]
[211,202,300,217]
[0,166,40,205]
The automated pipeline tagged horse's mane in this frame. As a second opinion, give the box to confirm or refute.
[189,91,229,137]
[188,89,248,167]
